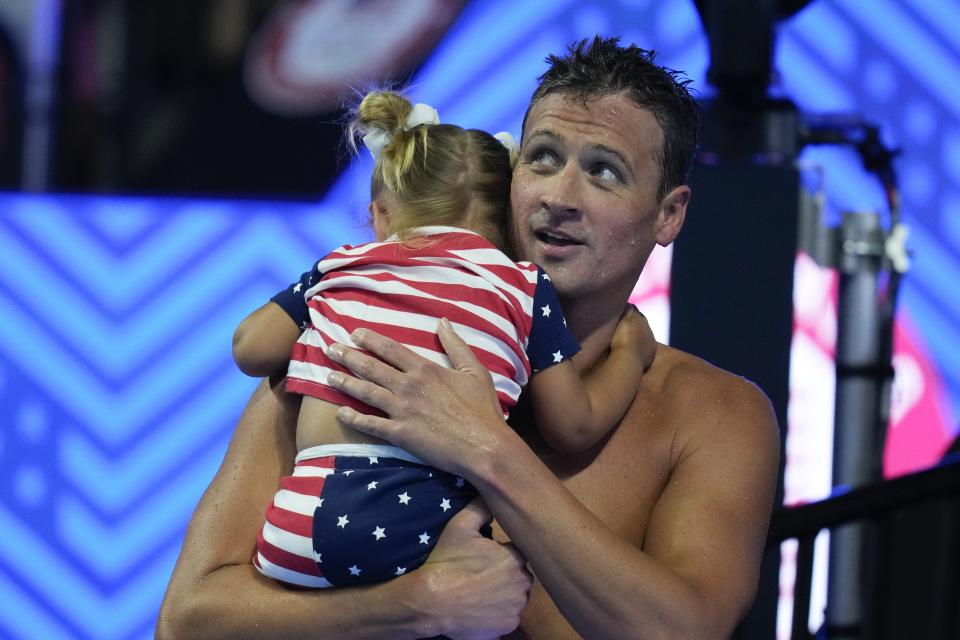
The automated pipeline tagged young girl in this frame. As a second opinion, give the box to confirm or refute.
[232,90,654,589]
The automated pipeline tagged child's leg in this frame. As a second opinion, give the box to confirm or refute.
[256,445,477,589]
[312,447,477,586]
[253,451,335,588]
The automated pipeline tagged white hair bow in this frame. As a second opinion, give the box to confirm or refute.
[493,131,519,155]
[363,103,440,159]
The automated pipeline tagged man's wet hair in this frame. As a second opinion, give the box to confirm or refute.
[526,36,700,200]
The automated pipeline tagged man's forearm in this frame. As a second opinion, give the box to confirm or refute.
[158,487,528,640]
[156,379,425,639]
[158,475,530,640]
[469,378,778,639]
[470,432,719,640]
[158,561,427,640]
[157,377,531,639]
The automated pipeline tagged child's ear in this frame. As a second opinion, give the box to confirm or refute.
[370,200,390,240]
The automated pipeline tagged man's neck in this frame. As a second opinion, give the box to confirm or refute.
[560,293,626,372]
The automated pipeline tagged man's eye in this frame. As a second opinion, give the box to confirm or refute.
[528,148,558,166]
[592,164,620,183]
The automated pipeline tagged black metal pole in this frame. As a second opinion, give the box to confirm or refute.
[824,211,890,638]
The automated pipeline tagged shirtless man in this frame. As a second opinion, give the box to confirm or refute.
[157,37,780,639]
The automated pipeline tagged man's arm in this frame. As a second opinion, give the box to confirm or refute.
[156,377,532,640]
[327,323,780,639]
[481,368,780,639]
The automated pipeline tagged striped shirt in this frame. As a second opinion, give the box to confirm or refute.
[272,226,580,416]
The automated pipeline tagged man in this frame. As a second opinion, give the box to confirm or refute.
[157,37,780,639]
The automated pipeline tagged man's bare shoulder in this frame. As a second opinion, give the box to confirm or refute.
[650,343,775,411]
[646,343,780,460]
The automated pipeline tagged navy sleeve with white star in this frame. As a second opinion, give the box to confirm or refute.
[526,267,581,372]
[269,261,324,330]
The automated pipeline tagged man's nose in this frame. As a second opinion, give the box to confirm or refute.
[540,163,581,218]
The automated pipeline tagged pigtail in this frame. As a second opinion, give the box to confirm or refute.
[345,88,513,252]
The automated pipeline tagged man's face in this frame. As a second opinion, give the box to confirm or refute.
[511,92,683,305]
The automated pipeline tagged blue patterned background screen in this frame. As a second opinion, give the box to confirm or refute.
[1,1,958,637]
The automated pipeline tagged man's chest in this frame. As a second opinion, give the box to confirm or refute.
[503,393,676,544]
[495,401,677,640]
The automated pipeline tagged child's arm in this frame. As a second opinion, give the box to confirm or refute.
[232,263,320,377]
[529,307,655,452]
[232,302,302,377]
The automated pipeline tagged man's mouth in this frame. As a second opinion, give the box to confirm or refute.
[534,229,582,247]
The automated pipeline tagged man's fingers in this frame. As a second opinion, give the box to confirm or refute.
[335,406,394,440]
[438,319,502,414]
[622,303,642,319]
[498,541,534,593]
[447,497,493,534]
[348,328,420,373]
[326,341,405,389]
[437,318,483,372]
[498,540,528,566]
[327,368,396,414]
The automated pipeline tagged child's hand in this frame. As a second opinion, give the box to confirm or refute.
[610,306,657,371]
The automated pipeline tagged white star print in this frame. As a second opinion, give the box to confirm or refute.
[398,492,411,505]
[455,477,465,489]
[366,481,378,491]
[293,282,302,293]
[440,498,452,512]
[395,566,407,576]
[337,515,350,528]
[552,350,563,363]
[541,304,552,318]
[541,272,551,281]
[368,456,379,464]
[342,470,354,476]
[419,532,431,545]
[317,498,324,508]
[372,526,386,540]
[315,552,322,564]
[348,565,362,576]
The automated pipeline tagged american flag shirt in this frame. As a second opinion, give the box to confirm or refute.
[272,225,581,416]
[257,227,580,592]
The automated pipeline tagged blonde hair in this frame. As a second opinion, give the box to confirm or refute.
[347,90,517,253]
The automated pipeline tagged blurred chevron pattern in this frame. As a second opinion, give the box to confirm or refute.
[1,0,959,638]
[0,194,357,638]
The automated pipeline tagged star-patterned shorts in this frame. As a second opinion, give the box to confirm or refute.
[254,444,476,588]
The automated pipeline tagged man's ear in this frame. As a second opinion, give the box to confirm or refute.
[655,185,690,247]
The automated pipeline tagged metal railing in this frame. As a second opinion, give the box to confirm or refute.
[769,453,960,639]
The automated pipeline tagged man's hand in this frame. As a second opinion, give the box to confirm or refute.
[414,498,532,639]
[610,306,656,371]
[325,319,513,480]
